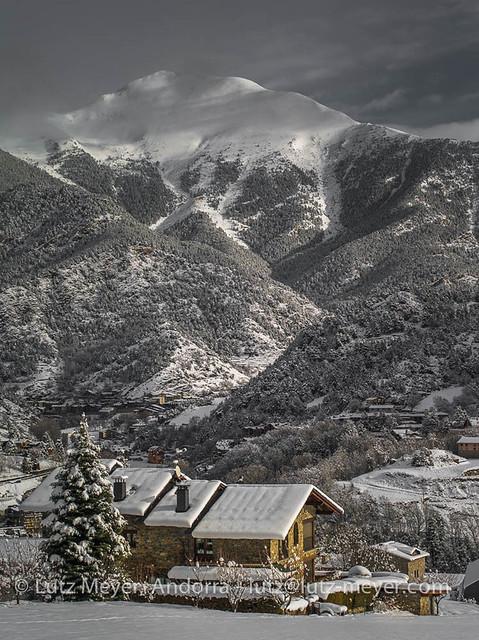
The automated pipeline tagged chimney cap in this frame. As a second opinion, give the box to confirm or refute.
[174,462,181,481]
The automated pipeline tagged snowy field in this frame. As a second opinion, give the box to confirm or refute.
[1,600,479,640]
[0,458,55,510]
[349,450,479,513]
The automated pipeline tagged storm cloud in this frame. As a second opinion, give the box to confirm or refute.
[1,0,478,139]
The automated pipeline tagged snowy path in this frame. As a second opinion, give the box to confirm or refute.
[1,601,479,640]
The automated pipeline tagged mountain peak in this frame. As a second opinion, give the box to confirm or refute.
[46,70,356,168]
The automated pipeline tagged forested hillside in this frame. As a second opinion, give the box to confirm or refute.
[1,72,478,436]
[0,150,318,399]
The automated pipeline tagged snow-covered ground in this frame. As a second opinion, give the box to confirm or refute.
[0,459,56,511]
[414,386,465,412]
[169,397,225,427]
[1,600,479,640]
[349,450,479,513]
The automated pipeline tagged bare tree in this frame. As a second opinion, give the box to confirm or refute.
[216,559,250,613]
[263,549,306,613]
[0,537,44,602]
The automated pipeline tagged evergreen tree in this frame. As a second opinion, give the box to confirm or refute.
[42,414,129,599]
[42,431,56,458]
[22,453,33,474]
[424,508,448,571]
[451,406,469,429]
[54,438,66,462]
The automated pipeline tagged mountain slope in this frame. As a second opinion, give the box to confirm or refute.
[1,71,478,424]
[194,134,479,440]
[4,71,358,264]
[0,150,319,399]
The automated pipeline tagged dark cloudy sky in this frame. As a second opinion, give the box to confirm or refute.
[1,0,479,139]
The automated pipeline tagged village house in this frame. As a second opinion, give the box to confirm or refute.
[19,464,344,582]
[373,541,429,580]
[104,473,344,581]
[457,435,479,458]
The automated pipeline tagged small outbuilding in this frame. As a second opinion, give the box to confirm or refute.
[373,541,429,580]
[457,436,479,458]
[462,559,479,602]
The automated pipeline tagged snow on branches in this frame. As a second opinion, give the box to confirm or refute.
[41,414,130,599]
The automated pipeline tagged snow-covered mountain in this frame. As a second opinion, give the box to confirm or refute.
[12,71,355,168]
[1,70,478,412]
[4,71,361,262]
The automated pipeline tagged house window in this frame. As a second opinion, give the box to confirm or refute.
[125,529,137,548]
[195,538,213,560]
[293,523,299,546]
[303,519,314,551]
[281,538,289,559]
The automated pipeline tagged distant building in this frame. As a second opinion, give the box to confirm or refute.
[373,541,429,580]
[147,446,165,464]
[462,559,479,603]
[457,436,479,458]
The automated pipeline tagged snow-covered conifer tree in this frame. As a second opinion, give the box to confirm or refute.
[42,414,129,599]
[451,406,469,429]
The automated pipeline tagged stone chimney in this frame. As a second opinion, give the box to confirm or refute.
[175,482,190,513]
[113,476,127,501]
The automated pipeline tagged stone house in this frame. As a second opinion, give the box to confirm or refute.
[20,464,343,582]
[118,479,343,581]
[457,435,479,458]
[373,541,429,580]
[124,478,225,580]
[186,483,339,582]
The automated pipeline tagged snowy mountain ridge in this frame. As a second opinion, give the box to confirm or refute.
[1,71,478,411]
[2,71,363,254]
[49,70,357,169]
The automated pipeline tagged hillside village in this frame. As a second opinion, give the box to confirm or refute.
[1,403,479,618]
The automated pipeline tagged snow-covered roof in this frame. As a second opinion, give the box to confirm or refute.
[144,480,224,528]
[18,469,60,512]
[20,466,174,516]
[167,565,284,582]
[373,541,430,561]
[309,572,409,599]
[464,559,479,589]
[110,467,174,516]
[192,484,343,540]
[100,458,123,472]
[458,436,479,444]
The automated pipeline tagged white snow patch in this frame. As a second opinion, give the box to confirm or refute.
[169,398,225,427]
[414,386,465,411]
[3,600,479,640]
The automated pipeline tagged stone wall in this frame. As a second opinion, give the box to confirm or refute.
[388,555,427,580]
[126,504,319,581]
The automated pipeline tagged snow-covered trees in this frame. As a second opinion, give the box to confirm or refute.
[22,453,34,474]
[42,415,129,599]
[0,538,44,602]
[319,524,396,572]
[217,559,250,613]
[264,550,306,613]
[451,406,470,429]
